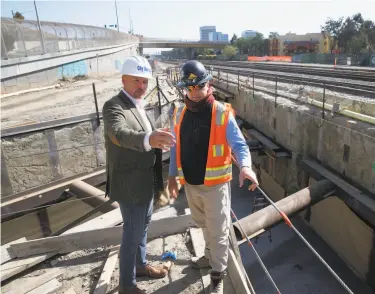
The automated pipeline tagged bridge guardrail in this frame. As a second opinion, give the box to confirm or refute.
[1,17,141,60]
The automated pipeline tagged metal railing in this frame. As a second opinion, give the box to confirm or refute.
[1,17,141,60]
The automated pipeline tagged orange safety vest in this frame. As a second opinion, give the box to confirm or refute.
[173,101,234,186]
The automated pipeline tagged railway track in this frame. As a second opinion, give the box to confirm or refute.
[164,60,375,98]
[214,65,375,98]
[202,60,375,82]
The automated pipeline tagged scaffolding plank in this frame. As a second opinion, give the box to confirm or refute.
[93,245,120,294]
[1,237,26,264]
[10,214,194,258]
[4,268,63,294]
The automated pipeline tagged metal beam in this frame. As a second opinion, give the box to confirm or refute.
[233,179,336,241]
[301,158,375,228]
[236,116,291,158]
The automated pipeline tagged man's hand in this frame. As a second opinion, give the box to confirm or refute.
[149,128,175,150]
[239,166,259,192]
[168,176,179,200]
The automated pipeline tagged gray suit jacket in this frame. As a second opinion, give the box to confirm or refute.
[102,90,161,204]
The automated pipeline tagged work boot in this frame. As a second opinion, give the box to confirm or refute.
[209,270,227,294]
[119,285,146,294]
[136,264,167,278]
[190,256,211,269]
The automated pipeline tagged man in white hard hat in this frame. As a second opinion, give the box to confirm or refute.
[103,56,175,294]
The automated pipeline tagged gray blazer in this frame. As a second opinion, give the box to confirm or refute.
[102,90,160,204]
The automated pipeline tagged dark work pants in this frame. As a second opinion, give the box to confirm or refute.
[118,197,153,289]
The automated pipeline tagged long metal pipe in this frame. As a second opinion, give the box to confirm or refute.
[233,179,336,240]
[69,180,118,211]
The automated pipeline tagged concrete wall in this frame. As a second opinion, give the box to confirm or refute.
[230,85,375,196]
[1,102,176,197]
[1,43,139,94]
[224,81,375,286]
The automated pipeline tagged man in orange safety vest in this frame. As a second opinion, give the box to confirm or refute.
[168,60,259,294]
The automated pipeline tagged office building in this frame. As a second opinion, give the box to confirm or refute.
[200,26,216,41]
[208,31,229,42]
[241,30,257,38]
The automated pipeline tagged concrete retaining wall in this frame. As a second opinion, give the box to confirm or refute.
[223,81,375,287]
[230,85,375,196]
[1,43,139,94]
[1,102,176,197]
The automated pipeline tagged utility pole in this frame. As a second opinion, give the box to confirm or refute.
[33,0,46,54]
[129,9,134,34]
[114,0,119,33]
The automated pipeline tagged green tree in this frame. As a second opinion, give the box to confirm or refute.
[269,32,279,39]
[230,34,238,45]
[321,13,375,53]
[223,45,237,60]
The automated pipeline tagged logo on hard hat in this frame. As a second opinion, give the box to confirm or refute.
[188,73,197,80]
[137,65,151,72]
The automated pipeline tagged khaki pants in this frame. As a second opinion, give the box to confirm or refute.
[184,182,231,272]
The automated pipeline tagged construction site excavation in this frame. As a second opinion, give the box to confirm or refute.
[1,14,375,294]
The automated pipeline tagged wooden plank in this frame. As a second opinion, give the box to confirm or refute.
[27,278,62,294]
[63,207,122,234]
[1,237,26,264]
[4,268,63,294]
[93,246,120,294]
[1,207,121,282]
[227,249,252,294]
[1,252,57,282]
[10,213,195,258]
[190,228,210,294]
[229,223,256,294]
[63,287,78,294]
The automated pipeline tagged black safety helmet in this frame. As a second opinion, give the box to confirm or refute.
[177,60,212,88]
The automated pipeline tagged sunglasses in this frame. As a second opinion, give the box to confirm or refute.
[183,83,207,92]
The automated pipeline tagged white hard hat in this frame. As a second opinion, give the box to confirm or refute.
[120,55,153,79]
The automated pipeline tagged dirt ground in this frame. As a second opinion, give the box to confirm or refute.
[1,232,204,294]
[1,67,177,129]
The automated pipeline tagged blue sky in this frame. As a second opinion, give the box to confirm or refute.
[2,0,375,54]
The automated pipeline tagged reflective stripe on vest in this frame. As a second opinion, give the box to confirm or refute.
[205,164,232,180]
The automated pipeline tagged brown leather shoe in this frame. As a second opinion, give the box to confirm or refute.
[136,264,167,278]
[119,285,146,294]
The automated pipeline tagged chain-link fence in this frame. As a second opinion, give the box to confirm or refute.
[1,17,141,60]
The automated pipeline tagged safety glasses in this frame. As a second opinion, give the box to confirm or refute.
[183,83,206,92]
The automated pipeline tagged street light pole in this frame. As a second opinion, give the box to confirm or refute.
[115,0,119,33]
[33,0,46,54]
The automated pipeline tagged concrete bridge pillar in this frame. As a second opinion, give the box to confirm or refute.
[187,48,195,59]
